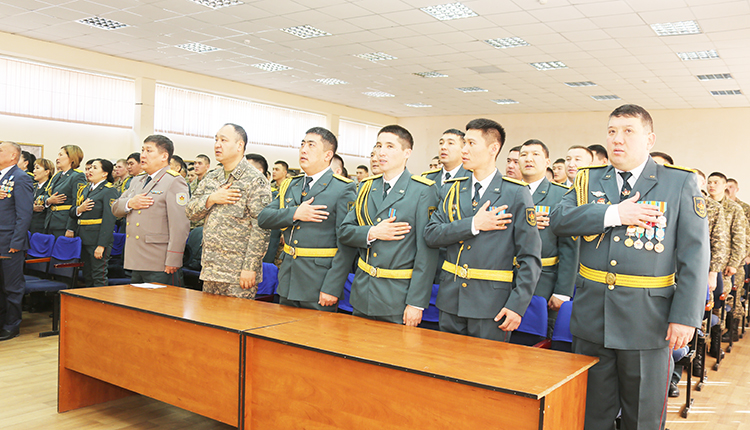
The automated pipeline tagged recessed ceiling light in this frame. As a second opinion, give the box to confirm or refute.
[591,95,621,101]
[651,20,701,36]
[530,61,568,71]
[251,62,292,72]
[405,103,432,108]
[456,87,488,93]
[677,50,719,61]
[189,0,243,9]
[491,99,519,105]
[354,52,398,62]
[696,73,732,81]
[363,91,395,98]
[484,37,530,49]
[413,71,448,78]
[565,81,597,87]
[313,78,348,85]
[76,17,128,30]
[176,42,220,53]
[281,25,331,39]
[710,90,742,96]
[420,2,478,21]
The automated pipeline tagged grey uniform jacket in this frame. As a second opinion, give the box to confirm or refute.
[70,182,119,248]
[258,169,358,302]
[339,169,440,316]
[550,159,709,350]
[112,167,190,272]
[424,172,542,319]
[44,168,87,233]
[422,165,471,190]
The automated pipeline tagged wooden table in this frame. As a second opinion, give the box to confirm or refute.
[58,285,317,428]
[243,312,598,430]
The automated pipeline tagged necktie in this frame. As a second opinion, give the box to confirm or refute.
[302,176,312,197]
[383,182,391,199]
[144,175,152,186]
[619,171,632,202]
[472,182,482,209]
[444,172,451,183]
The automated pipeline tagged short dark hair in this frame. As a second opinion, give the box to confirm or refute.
[170,155,187,173]
[224,123,248,150]
[274,160,289,171]
[332,153,344,171]
[650,151,673,165]
[508,145,522,153]
[306,127,338,153]
[466,118,506,148]
[588,144,608,160]
[196,154,210,164]
[708,172,727,182]
[610,104,654,133]
[127,152,140,163]
[20,150,36,172]
[93,158,115,183]
[567,145,594,159]
[144,135,174,159]
[357,165,368,172]
[378,125,414,150]
[245,153,269,176]
[443,128,465,138]
[553,158,565,165]
[727,178,738,185]
[521,139,549,158]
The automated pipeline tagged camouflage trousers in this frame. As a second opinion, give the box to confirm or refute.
[203,280,256,300]
[732,266,747,319]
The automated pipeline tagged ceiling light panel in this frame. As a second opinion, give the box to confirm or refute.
[530,61,568,71]
[405,103,432,107]
[281,25,331,39]
[363,91,395,97]
[710,90,742,96]
[696,73,732,81]
[591,95,621,101]
[313,78,348,85]
[484,37,530,49]
[456,87,488,93]
[677,50,719,61]
[251,62,291,72]
[420,2,478,21]
[413,71,448,78]
[565,81,597,87]
[189,0,243,9]
[491,99,519,104]
[650,20,701,36]
[176,43,220,53]
[354,52,398,62]
[76,17,129,30]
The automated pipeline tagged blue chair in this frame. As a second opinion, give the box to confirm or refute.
[107,232,130,285]
[256,263,279,302]
[111,233,126,256]
[511,295,548,346]
[338,273,355,313]
[422,284,440,323]
[551,300,573,352]
[25,233,56,282]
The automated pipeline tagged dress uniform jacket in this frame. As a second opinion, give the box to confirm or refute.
[339,169,439,316]
[112,167,190,272]
[550,159,709,350]
[69,182,119,248]
[424,172,542,319]
[421,165,471,189]
[185,158,271,284]
[29,179,49,234]
[531,178,578,300]
[258,169,358,302]
[44,168,87,235]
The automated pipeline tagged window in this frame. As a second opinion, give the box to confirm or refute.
[154,84,326,147]
[338,119,382,157]
[0,56,134,128]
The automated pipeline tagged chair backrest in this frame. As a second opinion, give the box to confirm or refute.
[422,284,440,323]
[256,263,279,296]
[183,227,203,270]
[111,233,126,257]
[49,236,82,278]
[338,273,355,312]
[551,300,573,343]
[28,233,55,258]
[516,295,548,337]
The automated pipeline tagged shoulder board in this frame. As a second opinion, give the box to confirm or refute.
[445,176,469,183]
[271,187,278,192]
[73,168,84,173]
[27,171,34,176]
[291,173,305,179]
[578,164,608,170]
[411,175,435,186]
[664,163,696,173]
[502,177,529,186]
[166,169,180,177]
[363,174,383,182]
[136,172,147,176]
[333,173,353,183]
[550,181,571,189]
[104,183,114,188]
[421,168,441,176]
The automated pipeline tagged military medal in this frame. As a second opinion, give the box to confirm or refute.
[644,228,655,251]
[633,226,644,250]
[654,227,665,253]
[654,243,665,253]
[388,208,396,218]
[624,226,635,247]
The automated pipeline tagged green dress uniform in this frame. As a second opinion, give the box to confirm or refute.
[258,169,358,311]
[44,168,87,237]
[421,165,471,189]
[69,182,120,287]
[550,159,709,430]
[29,180,49,235]
[424,172,542,342]
[339,169,439,323]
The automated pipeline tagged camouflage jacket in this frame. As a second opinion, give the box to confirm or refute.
[735,198,750,258]
[719,196,746,270]
[185,158,272,283]
[706,195,729,273]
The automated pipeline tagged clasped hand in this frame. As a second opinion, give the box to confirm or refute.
[293,197,328,222]
[617,192,662,228]
[474,202,512,231]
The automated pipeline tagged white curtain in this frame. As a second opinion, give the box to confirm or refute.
[338,119,381,157]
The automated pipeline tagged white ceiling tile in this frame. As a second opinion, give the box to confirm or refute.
[545,18,599,33]
[588,13,645,28]
[627,0,689,12]
[529,5,587,22]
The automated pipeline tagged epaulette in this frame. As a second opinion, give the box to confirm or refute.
[166,169,180,177]
[578,164,607,170]
[421,168,441,176]
[271,187,278,192]
[363,174,382,182]
[291,173,305,179]
[550,181,571,189]
[411,175,435,186]
[136,172,147,176]
[333,173,353,183]
[27,171,34,177]
[445,176,469,183]
[74,168,84,173]
[502,177,529,187]
[104,183,114,188]
[664,163,696,174]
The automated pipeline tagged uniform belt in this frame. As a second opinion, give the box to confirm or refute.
[51,205,72,211]
[283,244,338,259]
[358,258,413,279]
[513,256,559,267]
[78,219,102,225]
[442,261,514,282]
[579,264,675,288]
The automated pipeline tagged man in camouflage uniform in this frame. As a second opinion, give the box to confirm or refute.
[186,123,272,299]
[727,178,750,304]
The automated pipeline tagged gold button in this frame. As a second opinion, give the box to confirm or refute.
[294,240,298,244]
[610,260,617,266]
[467,245,471,250]
[136,223,139,227]
[126,222,129,226]
[137,210,141,214]
[608,285,615,290]
[296,226,300,230]
[135,236,139,239]
[373,253,377,258]
[459,241,463,244]
[462,283,467,288]
[126,234,129,238]
[463,264,468,269]
[613,236,620,242]
[377,218,381,222]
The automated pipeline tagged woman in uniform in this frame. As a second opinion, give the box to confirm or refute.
[44,145,86,237]
[29,158,54,235]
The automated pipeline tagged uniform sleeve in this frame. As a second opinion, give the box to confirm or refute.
[165,176,190,268]
[727,205,746,270]
[505,187,542,316]
[405,184,440,309]
[338,186,372,248]
[321,182,359,298]
[112,177,137,218]
[550,177,609,237]
[65,171,88,232]
[553,234,579,297]
[709,203,730,272]
[185,173,213,222]
[257,182,296,230]
[424,183,475,248]
[97,187,120,247]
[10,172,33,250]
[241,176,272,274]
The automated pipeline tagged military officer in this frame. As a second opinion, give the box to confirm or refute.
[112,135,190,286]
[186,124,271,299]
[421,129,471,189]
[519,139,578,334]
[504,145,522,180]
[44,145,87,238]
[550,104,709,430]
[30,158,54,235]
[424,119,542,342]
[70,159,119,287]
[258,127,357,310]
[339,125,439,326]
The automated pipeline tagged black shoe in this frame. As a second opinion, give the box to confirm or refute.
[0,328,19,341]
[668,382,680,398]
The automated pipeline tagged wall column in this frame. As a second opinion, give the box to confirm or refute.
[133,77,156,150]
